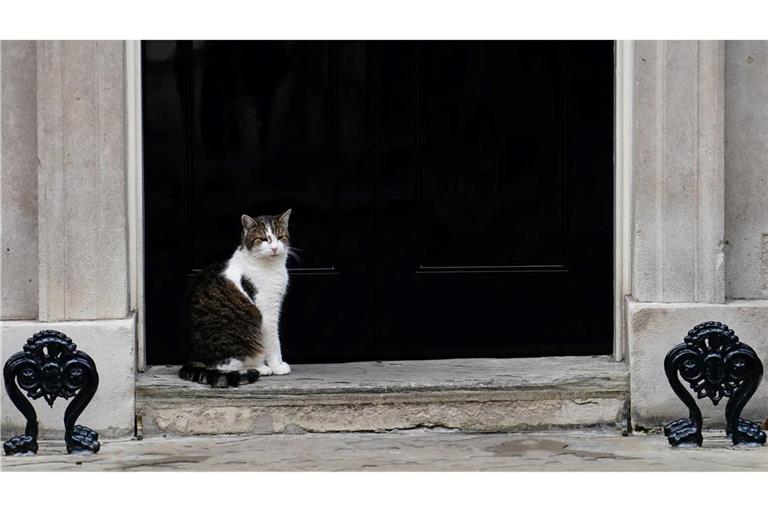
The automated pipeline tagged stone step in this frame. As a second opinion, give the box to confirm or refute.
[136,356,629,436]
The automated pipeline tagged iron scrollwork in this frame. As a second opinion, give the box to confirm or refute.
[3,330,100,455]
[664,321,766,447]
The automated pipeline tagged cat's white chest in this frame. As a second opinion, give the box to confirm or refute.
[248,266,287,316]
[223,250,288,315]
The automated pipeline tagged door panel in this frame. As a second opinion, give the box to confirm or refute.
[418,42,565,268]
[142,41,614,364]
[187,42,377,363]
[378,42,613,359]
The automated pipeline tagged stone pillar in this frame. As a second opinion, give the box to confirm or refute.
[632,40,725,304]
[36,41,128,321]
[1,41,134,438]
[628,41,768,429]
[0,41,39,320]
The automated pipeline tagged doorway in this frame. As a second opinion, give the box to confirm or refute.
[142,41,614,364]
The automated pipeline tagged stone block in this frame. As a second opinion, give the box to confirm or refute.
[0,316,136,439]
[627,299,768,429]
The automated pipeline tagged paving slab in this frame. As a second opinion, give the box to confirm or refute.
[2,430,765,471]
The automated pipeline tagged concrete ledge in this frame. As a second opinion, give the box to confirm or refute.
[1,316,136,439]
[627,299,768,429]
[137,356,629,435]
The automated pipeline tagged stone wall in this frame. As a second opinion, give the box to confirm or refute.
[1,41,38,320]
[725,41,768,300]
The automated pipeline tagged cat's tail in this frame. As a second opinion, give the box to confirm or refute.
[179,362,260,388]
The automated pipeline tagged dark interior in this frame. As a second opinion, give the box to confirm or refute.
[142,41,615,365]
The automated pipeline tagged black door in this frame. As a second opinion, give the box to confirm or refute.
[142,41,614,365]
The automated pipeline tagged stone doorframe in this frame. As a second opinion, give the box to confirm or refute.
[126,41,145,370]
[614,40,634,362]
[126,40,637,369]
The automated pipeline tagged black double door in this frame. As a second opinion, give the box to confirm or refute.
[143,41,614,365]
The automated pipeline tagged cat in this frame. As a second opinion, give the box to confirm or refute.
[178,209,293,388]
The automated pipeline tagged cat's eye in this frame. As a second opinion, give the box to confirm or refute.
[278,235,287,240]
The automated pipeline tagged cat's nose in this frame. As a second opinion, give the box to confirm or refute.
[271,247,278,254]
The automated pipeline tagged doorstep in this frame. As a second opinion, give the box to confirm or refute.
[136,356,629,436]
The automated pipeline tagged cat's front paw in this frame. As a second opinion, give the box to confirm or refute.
[255,365,273,376]
[269,362,291,375]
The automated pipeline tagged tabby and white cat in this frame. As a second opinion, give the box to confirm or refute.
[179,210,293,388]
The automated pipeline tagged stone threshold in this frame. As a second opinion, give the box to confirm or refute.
[136,356,629,436]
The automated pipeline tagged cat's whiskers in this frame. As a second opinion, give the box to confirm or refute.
[286,246,303,264]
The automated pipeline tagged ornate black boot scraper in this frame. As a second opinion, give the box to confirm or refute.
[663,321,766,447]
[3,330,100,455]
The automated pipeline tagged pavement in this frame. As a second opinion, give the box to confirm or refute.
[2,429,766,471]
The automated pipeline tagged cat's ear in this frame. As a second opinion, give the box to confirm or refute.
[241,214,257,231]
[277,209,292,228]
